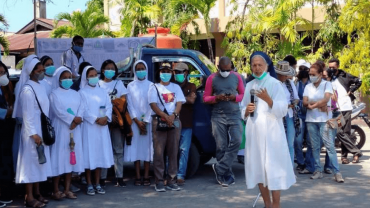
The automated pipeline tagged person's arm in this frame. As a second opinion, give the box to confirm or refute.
[348,72,362,93]
[309,92,331,109]
[185,83,197,104]
[21,87,41,145]
[203,74,217,104]
[79,91,98,124]
[49,92,75,126]
[266,84,288,119]
[303,96,309,107]
[231,73,245,102]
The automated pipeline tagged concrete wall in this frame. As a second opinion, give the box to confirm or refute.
[1,55,16,68]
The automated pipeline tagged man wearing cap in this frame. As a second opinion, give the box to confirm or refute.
[172,63,197,186]
[203,57,245,187]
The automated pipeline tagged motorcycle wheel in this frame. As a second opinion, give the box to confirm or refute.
[350,125,366,150]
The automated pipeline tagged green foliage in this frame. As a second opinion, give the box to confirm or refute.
[86,0,104,13]
[51,2,113,38]
[0,13,9,55]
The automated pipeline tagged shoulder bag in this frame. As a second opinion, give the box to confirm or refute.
[153,84,175,131]
[326,83,346,129]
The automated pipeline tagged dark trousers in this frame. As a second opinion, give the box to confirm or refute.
[152,118,181,185]
[336,110,362,157]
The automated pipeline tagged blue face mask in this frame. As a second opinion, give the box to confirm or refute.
[252,71,267,80]
[104,70,115,79]
[60,79,73,90]
[72,45,83,52]
[88,76,99,86]
[136,70,147,80]
[160,73,172,82]
[45,66,56,76]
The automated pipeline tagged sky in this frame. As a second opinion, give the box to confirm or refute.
[1,0,89,32]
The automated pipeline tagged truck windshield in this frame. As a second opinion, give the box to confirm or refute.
[197,52,217,73]
[116,56,131,72]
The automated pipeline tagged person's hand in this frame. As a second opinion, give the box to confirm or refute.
[226,94,236,102]
[6,107,13,118]
[288,104,294,109]
[99,116,108,126]
[135,119,147,132]
[73,117,82,124]
[215,94,226,102]
[167,114,175,126]
[318,105,328,112]
[32,134,42,146]
[307,103,315,110]
[256,88,272,106]
[70,122,77,130]
[245,103,255,117]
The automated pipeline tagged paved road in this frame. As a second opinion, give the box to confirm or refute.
[8,120,370,208]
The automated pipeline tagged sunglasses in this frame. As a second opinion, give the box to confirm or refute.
[218,68,230,72]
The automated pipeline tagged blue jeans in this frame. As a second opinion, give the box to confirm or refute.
[177,128,192,179]
[295,119,307,166]
[285,115,295,166]
[306,122,340,174]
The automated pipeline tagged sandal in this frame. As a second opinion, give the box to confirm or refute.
[352,155,361,163]
[341,158,350,164]
[51,191,66,200]
[25,199,45,208]
[134,178,142,186]
[64,191,77,199]
[34,195,49,204]
[143,178,151,186]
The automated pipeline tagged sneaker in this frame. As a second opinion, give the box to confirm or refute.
[117,178,126,187]
[80,176,87,185]
[0,203,5,208]
[212,164,224,185]
[324,168,333,174]
[296,164,305,171]
[224,175,235,186]
[177,178,185,186]
[334,173,344,183]
[155,182,166,192]
[99,179,106,188]
[310,171,323,179]
[94,184,106,194]
[299,168,312,174]
[0,198,13,204]
[166,183,181,191]
[70,184,81,193]
[86,185,95,196]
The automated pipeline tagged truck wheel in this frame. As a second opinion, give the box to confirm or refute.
[200,155,213,165]
[350,125,366,150]
[186,143,200,178]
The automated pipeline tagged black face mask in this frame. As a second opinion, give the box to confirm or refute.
[298,70,309,80]
[326,68,337,78]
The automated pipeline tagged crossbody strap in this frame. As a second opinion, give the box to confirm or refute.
[153,84,168,113]
[25,84,44,114]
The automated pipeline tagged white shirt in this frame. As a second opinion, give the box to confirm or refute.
[303,80,333,122]
[98,80,128,100]
[281,79,299,118]
[148,83,186,115]
[332,79,352,111]
[61,48,85,77]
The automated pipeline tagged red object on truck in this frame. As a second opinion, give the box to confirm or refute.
[139,27,182,49]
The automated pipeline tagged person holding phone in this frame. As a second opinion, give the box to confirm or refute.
[203,56,245,187]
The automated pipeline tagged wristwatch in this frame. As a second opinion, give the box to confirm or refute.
[173,113,179,119]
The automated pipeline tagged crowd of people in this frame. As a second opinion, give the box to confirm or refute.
[0,35,363,208]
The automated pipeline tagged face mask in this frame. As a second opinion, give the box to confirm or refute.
[298,70,309,79]
[45,65,56,76]
[104,70,115,79]
[175,74,185,83]
[88,76,99,86]
[160,73,172,82]
[72,45,83,53]
[252,71,267,80]
[309,75,321,84]
[136,70,147,80]
[33,72,45,81]
[0,74,9,86]
[60,79,73,90]
[219,71,230,78]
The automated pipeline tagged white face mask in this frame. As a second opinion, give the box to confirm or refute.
[0,74,9,86]
[220,71,230,78]
[310,75,321,84]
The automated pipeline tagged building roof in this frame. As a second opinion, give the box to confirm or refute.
[16,18,69,34]
[2,31,51,52]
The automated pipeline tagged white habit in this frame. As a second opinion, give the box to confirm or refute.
[125,60,153,162]
[241,73,296,190]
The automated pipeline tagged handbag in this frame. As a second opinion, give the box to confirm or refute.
[326,85,346,129]
[26,84,55,145]
[153,84,175,131]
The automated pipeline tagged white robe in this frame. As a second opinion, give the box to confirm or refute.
[79,85,114,170]
[16,80,52,183]
[125,78,153,162]
[241,74,296,190]
[40,76,53,96]
[49,87,85,176]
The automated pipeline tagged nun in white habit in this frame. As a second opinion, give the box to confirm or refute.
[79,65,114,195]
[125,60,153,186]
[241,53,296,208]
[49,66,84,199]
[16,57,52,207]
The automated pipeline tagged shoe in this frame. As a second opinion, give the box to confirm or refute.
[177,178,185,186]
[334,173,344,183]
[155,182,166,192]
[298,169,312,174]
[352,153,362,163]
[324,168,333,174]
[296,164,305,171]
[70,184,80,193]
[212,164,224,185]
[310,171,323,179]
[0,203,5,208]
[94,184,106,194]
[117,178,126,187]
[0,198,12,204]
[86,185,95,196]
[341,157,350,164]
[224,175,235,187]
[80,176,87,185]
[99,179,106,188]
[166,183,181,191]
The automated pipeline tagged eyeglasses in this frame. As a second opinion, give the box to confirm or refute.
[218,68,230,72]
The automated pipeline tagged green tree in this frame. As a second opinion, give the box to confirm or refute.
[86,0,104,13]
[173,0,217,63]
[51,3,113,38]
[0,14,9,56]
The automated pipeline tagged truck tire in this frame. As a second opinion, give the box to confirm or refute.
[350,125,366,150]
[186,143,200,178]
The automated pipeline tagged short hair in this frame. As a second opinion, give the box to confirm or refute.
[100,59,119,80]
[219,56,231,66]
[72,35,84,43]
[78,62,92,75]
[283,55,297,67]
[310,63,324,74]
[328,58,340,67]
[40,55,53,66]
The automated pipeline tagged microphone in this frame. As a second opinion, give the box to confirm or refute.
[250,89,255,117]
